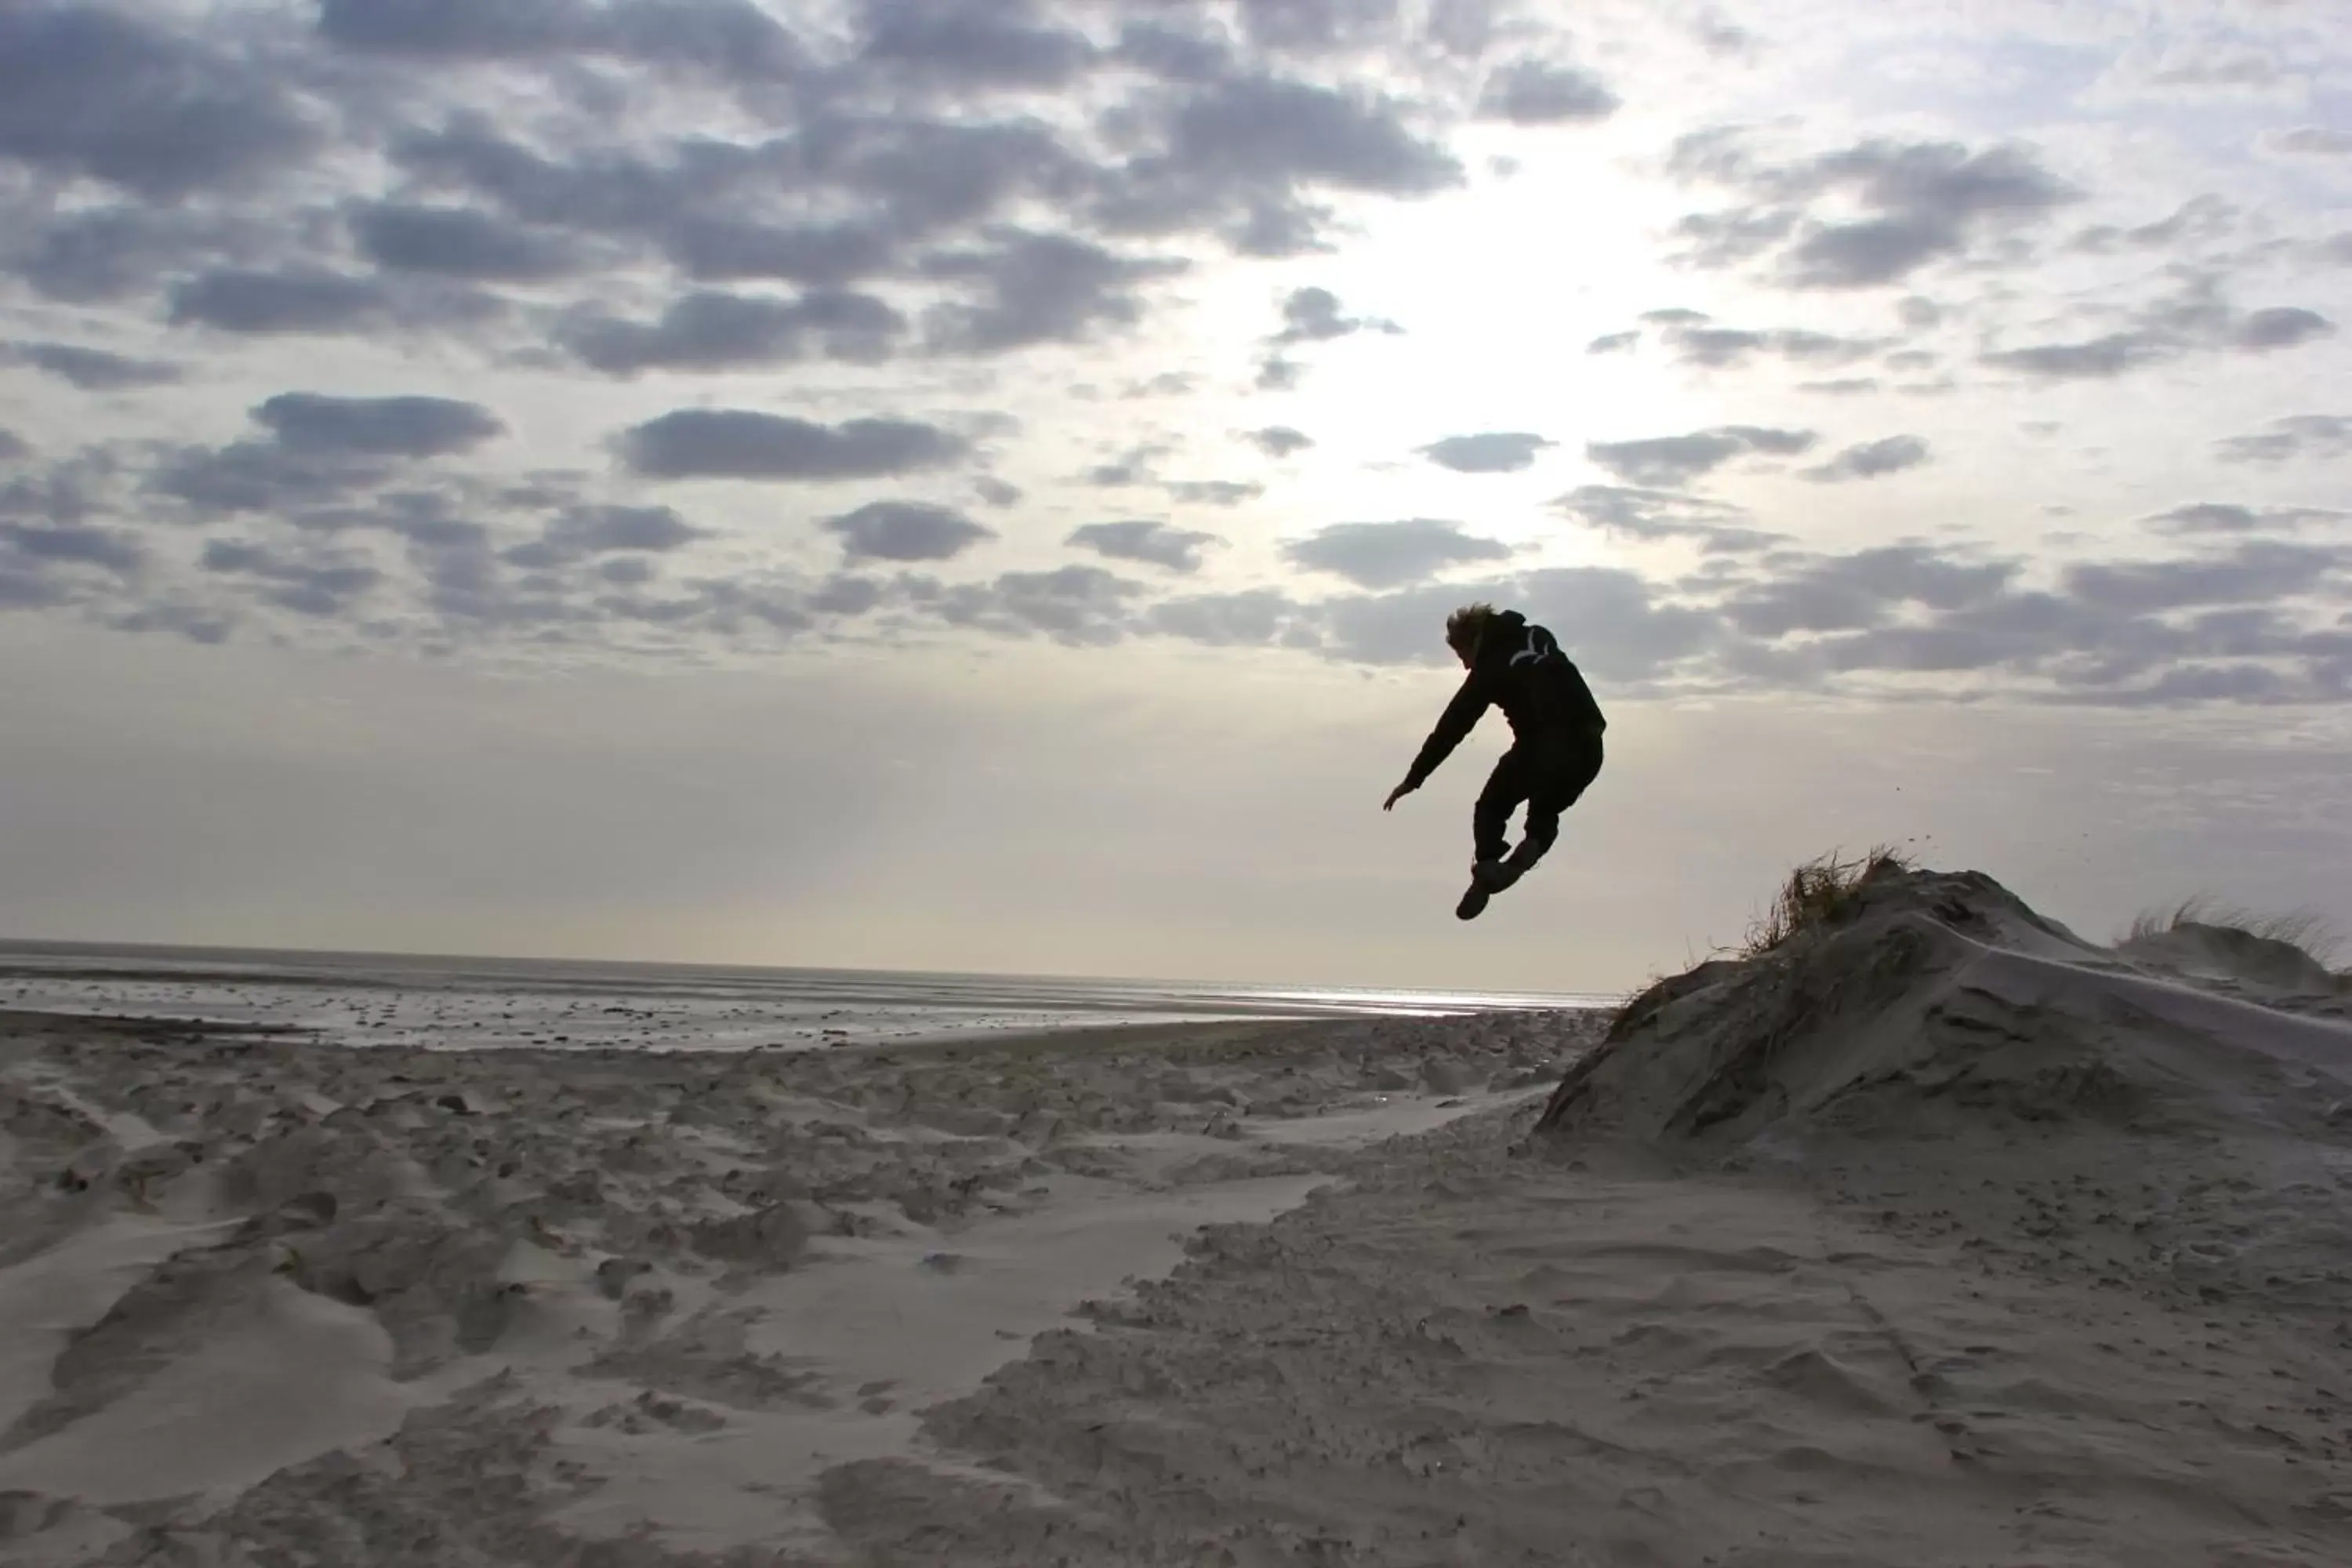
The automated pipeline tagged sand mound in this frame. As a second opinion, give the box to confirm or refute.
[1534,862,2352,1146]
[846,869,2352,1565]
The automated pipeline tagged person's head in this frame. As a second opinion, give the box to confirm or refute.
[1444,602,1500,667]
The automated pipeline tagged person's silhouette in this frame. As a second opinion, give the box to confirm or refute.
[1382,603,1608,920]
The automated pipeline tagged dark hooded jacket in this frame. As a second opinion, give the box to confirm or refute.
[1401,611,1605,791]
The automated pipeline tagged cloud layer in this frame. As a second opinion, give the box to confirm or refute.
[0,0,2347,723]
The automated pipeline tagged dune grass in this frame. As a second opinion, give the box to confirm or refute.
[2121,894,2343,970]
[1738,845,1915,959]
[1609,844,1920,1012]
[1593,846,1921,1051]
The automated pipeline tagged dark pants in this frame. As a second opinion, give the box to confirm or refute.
[1475,729,1603,869]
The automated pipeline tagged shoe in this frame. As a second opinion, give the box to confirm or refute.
[1456,858,1513,920]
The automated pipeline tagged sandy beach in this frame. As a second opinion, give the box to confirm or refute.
[6,862,2352,1565]
[0,1001,1592,1565]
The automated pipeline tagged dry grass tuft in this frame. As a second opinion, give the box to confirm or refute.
[1738,845,1914,959]
[2122,895,2343,969]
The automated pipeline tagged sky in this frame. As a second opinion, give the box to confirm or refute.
[3,0,2351,996]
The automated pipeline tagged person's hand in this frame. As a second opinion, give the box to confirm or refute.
[1383,780,1414,811]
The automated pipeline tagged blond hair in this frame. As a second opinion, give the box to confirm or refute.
[1445,601,1499,656]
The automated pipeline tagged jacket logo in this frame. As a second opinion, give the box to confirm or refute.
[1509,627,1555,666]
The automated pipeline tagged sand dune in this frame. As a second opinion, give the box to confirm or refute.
[6,864,2351,1563]
[838,866,2352,1565]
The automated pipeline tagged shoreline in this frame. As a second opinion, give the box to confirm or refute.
[0,967,1604,1057]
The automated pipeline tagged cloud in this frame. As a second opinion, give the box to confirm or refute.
[298,492,496,551]
[168,268,387,334]
[822,501,995,563]
[2143,502,2351,535]
[0,429,24,463]
[1123,372,1195,399]
[1231,0,1405,56]
[1550,486,1786,554]
[351,202,594,281]
[1668,129,2082,289]
[927,564,1143,646]
[1,519,144,576]
[1795,377,1881,396]
[666,218,898,287]
[2069,194,2241,257]
[1113,20,1236,83]
[561,289,907,374]
[554,504,702,553]
[1,504,160,620]
[1244,426,1314,457]
[973,476,1023,507]
[1802,434,1932,483]
[150,442,379,518]
[0,5,320,198]
[614,411,970,481]
[1474,59,1621,125]
[1655,321,1892,369]
[1142,588,1319,649]
[503,504,708,568]
[1255,354,1303,390]
[254,394,506,459]
[146,396,506,521]
[1980,332,2172,379]
[1982,292,2336,381]
[1730,556,2352,696]
[1584,425,1818,487]
[2060,541,2346,615]
[854,0,1096,92]
[2234,307,2333,350]
[1587,330,1640,354]
[316,0,807,83]
[199,539,383,619]
[2267,126,2352,157]
[168,267,500,337]
[2,341,182,390]
[1269,285,1402,345]
[1068,520,1222,572]
[1093,74,1463,256]
[1083,444,1167,488]
[1419,432,1555,474]
[2092,44,2307,109]
[1281,518,1512,588]
[2151,51,2281,91]
[2214,415,2352,465]
[921,231,1187,354]
[1163,479,1264,506]
[1975,266,2336,384]
[388,111,1074,270]
[1715,544,2021,638]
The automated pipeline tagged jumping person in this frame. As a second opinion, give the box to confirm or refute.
[1381,603,1606,920]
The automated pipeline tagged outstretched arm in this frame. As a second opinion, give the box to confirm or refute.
[1384,673,1486,808]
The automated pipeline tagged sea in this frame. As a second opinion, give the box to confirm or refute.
[0,939,1610,1053]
